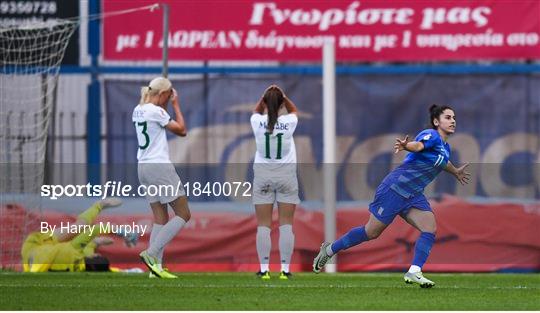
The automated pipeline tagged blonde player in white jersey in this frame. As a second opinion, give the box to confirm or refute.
[133,77,190,279]
[250,84,299,280]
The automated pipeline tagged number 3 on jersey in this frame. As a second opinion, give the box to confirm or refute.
[264,133,283,159]
[134,121,150,149]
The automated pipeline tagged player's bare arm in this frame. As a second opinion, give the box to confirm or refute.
[253,95,265,114]
[282,93,298,115]
[394,135,424,154]
[165,88,187,137]
[445,161,471,185]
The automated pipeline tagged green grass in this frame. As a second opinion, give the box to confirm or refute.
[0,272,539,310]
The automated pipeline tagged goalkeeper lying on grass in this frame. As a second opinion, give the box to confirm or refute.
[21,198,138,272]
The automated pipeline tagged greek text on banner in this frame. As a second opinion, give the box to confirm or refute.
[103,0,540,62]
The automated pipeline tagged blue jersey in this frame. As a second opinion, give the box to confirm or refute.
[381,129,451,198]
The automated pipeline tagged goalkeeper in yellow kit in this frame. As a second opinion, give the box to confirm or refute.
[21,198,136,272]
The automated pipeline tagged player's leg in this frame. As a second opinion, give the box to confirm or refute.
[69,223,101,251]
[252,172,277,279]
[159,196,189,258]
[155,196,190,258]
[255,203,273,279]
[332,213,387,254]
[144,202,168,278]
[149,201,168,265]
[313,183,400,273]
[64,198,129,254]
[277,202,295,279]
[138,163,168,275]
[53,198,122,242]
[139,164,187,278]
[141,196,189,278]
[313,213,387,273]
[152,165,190,258]
[402,199,436,288]
[275,174,299,279]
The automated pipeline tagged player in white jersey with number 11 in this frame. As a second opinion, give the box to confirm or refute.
[250,85,299,280]
[132,77,190,279]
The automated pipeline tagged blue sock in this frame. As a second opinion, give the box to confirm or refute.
[412,232,436,268]
[331,226,369,254]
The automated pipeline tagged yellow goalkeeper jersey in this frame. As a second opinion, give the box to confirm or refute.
[21,232,92,272]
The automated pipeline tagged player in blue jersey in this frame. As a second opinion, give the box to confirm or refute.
[313,105,471,288]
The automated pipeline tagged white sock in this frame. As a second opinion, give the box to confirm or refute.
[325,244,334,257]
[256,226,271,272]
[149,223,164,269]
[147,216,186,257]
[408,265,422,273]
[279,224,294,273]
[158,246,165,268]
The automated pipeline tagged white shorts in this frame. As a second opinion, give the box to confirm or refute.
[137,163,186,204]
[252,165,300,205]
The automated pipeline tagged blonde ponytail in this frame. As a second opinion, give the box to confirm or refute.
[139,86,150,104]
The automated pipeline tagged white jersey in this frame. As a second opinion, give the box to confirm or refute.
[132,103,172,163]
[250,113,298,165]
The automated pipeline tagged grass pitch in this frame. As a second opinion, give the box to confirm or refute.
[0,272,538,310]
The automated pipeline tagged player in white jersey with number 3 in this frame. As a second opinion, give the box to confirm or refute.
[250,84,299,280]
[133,77,190,279]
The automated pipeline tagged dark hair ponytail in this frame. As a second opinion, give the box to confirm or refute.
[263,87,284,133]
[429,104,453,129]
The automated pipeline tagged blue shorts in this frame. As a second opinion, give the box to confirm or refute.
[368,183,432,225]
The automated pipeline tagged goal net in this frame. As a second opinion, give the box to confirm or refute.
[0,19,78,269]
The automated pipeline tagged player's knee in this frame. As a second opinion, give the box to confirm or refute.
[420,223,436,234]
[258,221,271,228]
[366,228,383,240]
[154,215,169,224]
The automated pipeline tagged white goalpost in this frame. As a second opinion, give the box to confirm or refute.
[323,40,337,273]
